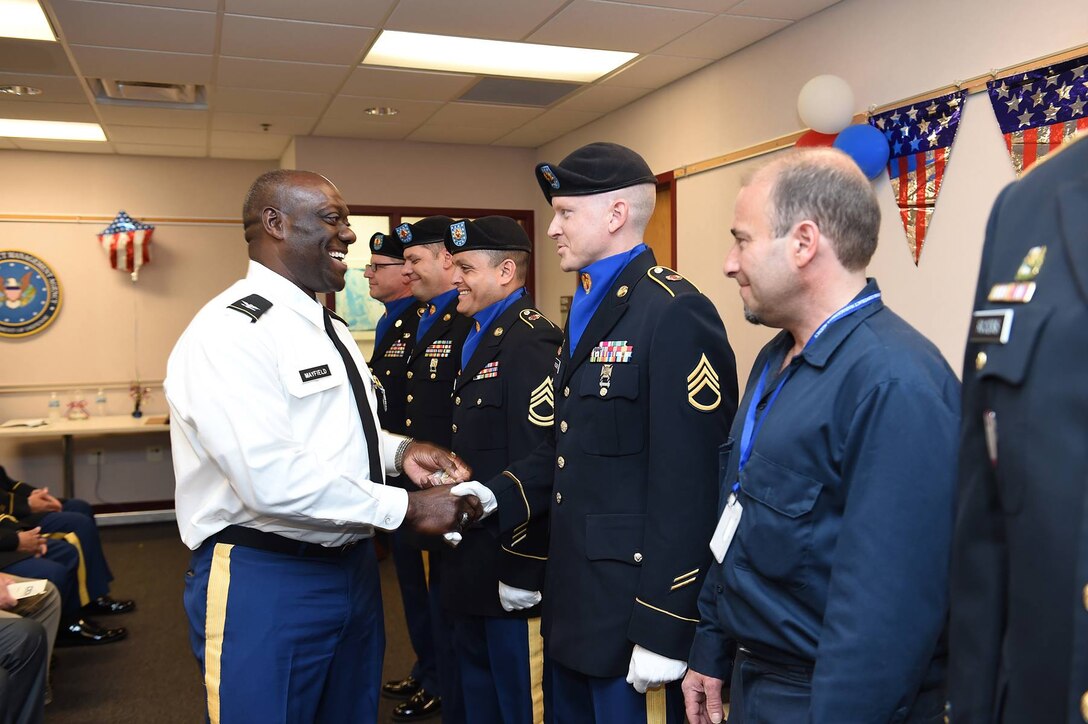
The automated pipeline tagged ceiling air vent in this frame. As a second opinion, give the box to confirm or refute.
[90,79,207,109]
[457,78,581,108]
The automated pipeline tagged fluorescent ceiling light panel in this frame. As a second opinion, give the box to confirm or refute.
[0,119,106,141]
[0,0,56,41]
[364,31,636,83]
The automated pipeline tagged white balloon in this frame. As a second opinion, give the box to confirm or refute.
[797,75,855,134]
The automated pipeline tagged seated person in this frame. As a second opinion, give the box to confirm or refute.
[0,518,125,647]
[0,466,133,616]
[0,574,61,711]
[0,608,47,724]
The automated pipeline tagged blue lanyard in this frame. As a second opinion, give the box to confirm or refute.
[734,292,881,493]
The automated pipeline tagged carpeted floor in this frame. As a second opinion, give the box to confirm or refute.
[45,523,416,723]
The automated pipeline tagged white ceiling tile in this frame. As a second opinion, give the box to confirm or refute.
[385,0,569,41]
[77,0,217,9]
[0,39,76,76]
[493,125,561,148]
[0,99,96,122]
[220,15,375,65]
[602,0,741,10]
[71,46,214,85]
[114,142,207,157]
[601,53,713,88]
[727,0,840,20]
[96,105,208,128]
[217,57,351,94]
[209,145,286,160]
[10,139,114,153]
[0,73,87,104]
[512,108,601,135]
[425,102,540,129]
[556,84,651,113]
[406,125,507,144]
[224,0,396,26]
[341,67,478,102]
[323,96,441,125]
[106,125,206,145]
[52,0,216,54]
[210,130,292,152]
[656,13,788,59]
[212,112,317,135]
[527,0,713,53]
[311,116,417,141]
[211,88,331,116]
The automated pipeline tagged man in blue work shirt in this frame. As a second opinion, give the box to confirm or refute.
[682,148,960,723]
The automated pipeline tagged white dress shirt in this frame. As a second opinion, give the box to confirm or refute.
[167,260,409,550]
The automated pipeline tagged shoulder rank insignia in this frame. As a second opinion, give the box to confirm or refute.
[647,266,700,297]
[528,377,554,427]
[520,308,555,329]
[687,353,721,412]
[226,294,272,322]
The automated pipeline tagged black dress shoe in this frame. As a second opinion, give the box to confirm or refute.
[82,596,136,615]
[55,618,127,647]
[392,689,441,722]
[382,675,421,700]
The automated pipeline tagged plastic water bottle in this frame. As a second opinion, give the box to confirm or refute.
[95,388,108,417]
[47,392,61,420]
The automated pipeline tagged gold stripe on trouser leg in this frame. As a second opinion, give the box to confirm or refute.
[422,550,430,586]
[645,686,666,724]
[205,543,234,724]
[55,532,91,606]
[526,617,545,724]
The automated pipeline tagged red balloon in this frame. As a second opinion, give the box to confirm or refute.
[795,130,838,148]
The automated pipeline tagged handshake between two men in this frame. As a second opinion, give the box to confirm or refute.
[396,440,498,537]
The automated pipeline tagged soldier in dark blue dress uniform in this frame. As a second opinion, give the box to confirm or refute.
[456,143,738,723]
[396,215,474,724]
[441,216,561,724]
[362,230,439,711]
[950,136,1088,723]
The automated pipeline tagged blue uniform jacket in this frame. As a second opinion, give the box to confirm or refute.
[689,280,960,722]
[487,248,738,678]
[442,294,562,618]
[949,137,1088,724]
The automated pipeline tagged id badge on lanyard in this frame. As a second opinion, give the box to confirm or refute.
[708,291,881,563]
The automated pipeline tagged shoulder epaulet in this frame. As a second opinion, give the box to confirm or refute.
[226,294,273,322]
[646,266,700,297]
[519,308,556,329]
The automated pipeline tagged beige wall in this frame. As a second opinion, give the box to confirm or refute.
[0,150,273,500]
[531,0,1088,385]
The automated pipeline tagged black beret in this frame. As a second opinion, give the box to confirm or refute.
[535,142,656,202]
[395,215,455,248]
[368,230,407,260]
[446,216,532,255]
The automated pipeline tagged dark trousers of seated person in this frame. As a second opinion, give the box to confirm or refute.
[0,616,48,724]
[35,511,112,605]
[3,540,81,619]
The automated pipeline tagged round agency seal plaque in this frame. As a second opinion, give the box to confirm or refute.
[1,250,62,339]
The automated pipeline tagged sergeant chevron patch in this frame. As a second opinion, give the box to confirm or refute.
[687,353,721,412]
[528,377,555,427]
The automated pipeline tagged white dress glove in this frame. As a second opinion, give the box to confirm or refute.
[625,644,688,694]
[449,481,498,517]
[498,581,542,612]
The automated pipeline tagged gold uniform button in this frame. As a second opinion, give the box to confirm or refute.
[1083,583,1088,612]
[560,421,568,433]
[407,371,414,379]
[430,373,436,379]
[407,394,414,403]
[633,552,643,563]
[454,396,460,405]
[395,319,403,328]
[975,351,987,370]
[385,370,391,376]
[406,419,412,428]
[563,386,570,398]
[555,492,562,504]
[1081,690,1088,722]
[452,424,458,433]
[557,456,565,469]
[476,398,482,406]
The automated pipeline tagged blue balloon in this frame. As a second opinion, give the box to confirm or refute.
[832,124,890,179]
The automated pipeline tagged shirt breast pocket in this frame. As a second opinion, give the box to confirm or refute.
[456,383,506,450]
[975,303,1052,514]
[577,363,644,456]
[736,452,822,588]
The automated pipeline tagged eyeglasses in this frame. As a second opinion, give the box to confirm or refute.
[364,262,403,273]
